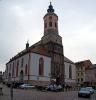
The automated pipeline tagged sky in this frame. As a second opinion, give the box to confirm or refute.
[0,0,96,72]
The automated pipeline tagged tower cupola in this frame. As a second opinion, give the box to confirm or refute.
[41,2,62,45]
[43,2,58,35]
[47,2,54,13]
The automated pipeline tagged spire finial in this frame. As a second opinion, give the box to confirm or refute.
[47,1,54,13]
[50,1,51,5]
[26,40,29,49]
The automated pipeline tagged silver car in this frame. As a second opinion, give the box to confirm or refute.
[78,88,91,98]
[19,84,35,89]
[86,87,94,94]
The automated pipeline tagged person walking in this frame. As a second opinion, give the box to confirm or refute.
[0,83,3,95]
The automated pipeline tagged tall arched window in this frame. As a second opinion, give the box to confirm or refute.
[20,70,24,81]
[39,57,44,76]
[12,62,14,77]
[69,65,72,79]
[25,64,28,75]
[16,60,19,77]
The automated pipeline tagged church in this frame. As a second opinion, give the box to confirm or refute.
[4,3,76,87]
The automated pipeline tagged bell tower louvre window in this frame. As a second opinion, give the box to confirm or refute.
[49,22,52,27]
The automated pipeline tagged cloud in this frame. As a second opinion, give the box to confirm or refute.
[0,0,96,72]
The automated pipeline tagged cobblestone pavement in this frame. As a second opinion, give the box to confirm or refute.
[0,85,96,100]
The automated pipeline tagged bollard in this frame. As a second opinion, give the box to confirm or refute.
[10,83,13,100]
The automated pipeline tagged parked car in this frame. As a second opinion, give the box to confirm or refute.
[86,87,94,94]
[78,88,91,98]
[19,84,35,89]
[12,82,24,88]
[47,84,63,92]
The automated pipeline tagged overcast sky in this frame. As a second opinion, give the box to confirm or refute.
[0,0,96,72]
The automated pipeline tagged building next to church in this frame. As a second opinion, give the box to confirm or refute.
[75,60,92,87]
[4,3,76,87]
[85,64,96,87]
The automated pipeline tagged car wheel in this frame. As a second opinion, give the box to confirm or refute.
[88,94,91,98]
[78,94,81,97]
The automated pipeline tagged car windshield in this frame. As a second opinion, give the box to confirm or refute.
[80,88,88,91]
[86,87,92,89]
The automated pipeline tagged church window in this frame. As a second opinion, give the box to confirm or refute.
[69,65,72,79]
[21,58,24,67]
[45,23,47,28]
[49,22,52,27]
[39,57,44,76]
[25,64,28,75]
[16,60,19,77]
[12,62,14,77]
[6,65,8,75]
[10,64,11,73]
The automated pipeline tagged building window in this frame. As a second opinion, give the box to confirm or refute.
[39,57,44,76]
[21,58,24,67]
[25,64,28,75]
[12,62,14,77]
[49,22,52,27]
[81,78,83,82]
[78,79,80,83]
[69,65,72,79]
[16,60,19,77]
[81,72,83,76]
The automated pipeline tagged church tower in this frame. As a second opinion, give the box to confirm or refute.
[41,2,64,84]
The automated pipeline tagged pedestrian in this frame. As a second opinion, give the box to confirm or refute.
[0,83,3,95]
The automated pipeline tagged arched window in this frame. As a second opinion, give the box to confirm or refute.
[69,65,72,79]
[25,64,28,75]
[49,22,52,27]
[21,58,24,67]
[16,60,19,77]
[20,70,24,81]
[12,62,14,77]
[39,57,44,76]
[10,64,11,73]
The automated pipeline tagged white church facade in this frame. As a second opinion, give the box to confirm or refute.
[4,3,76,87]
[5,52,51,86]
